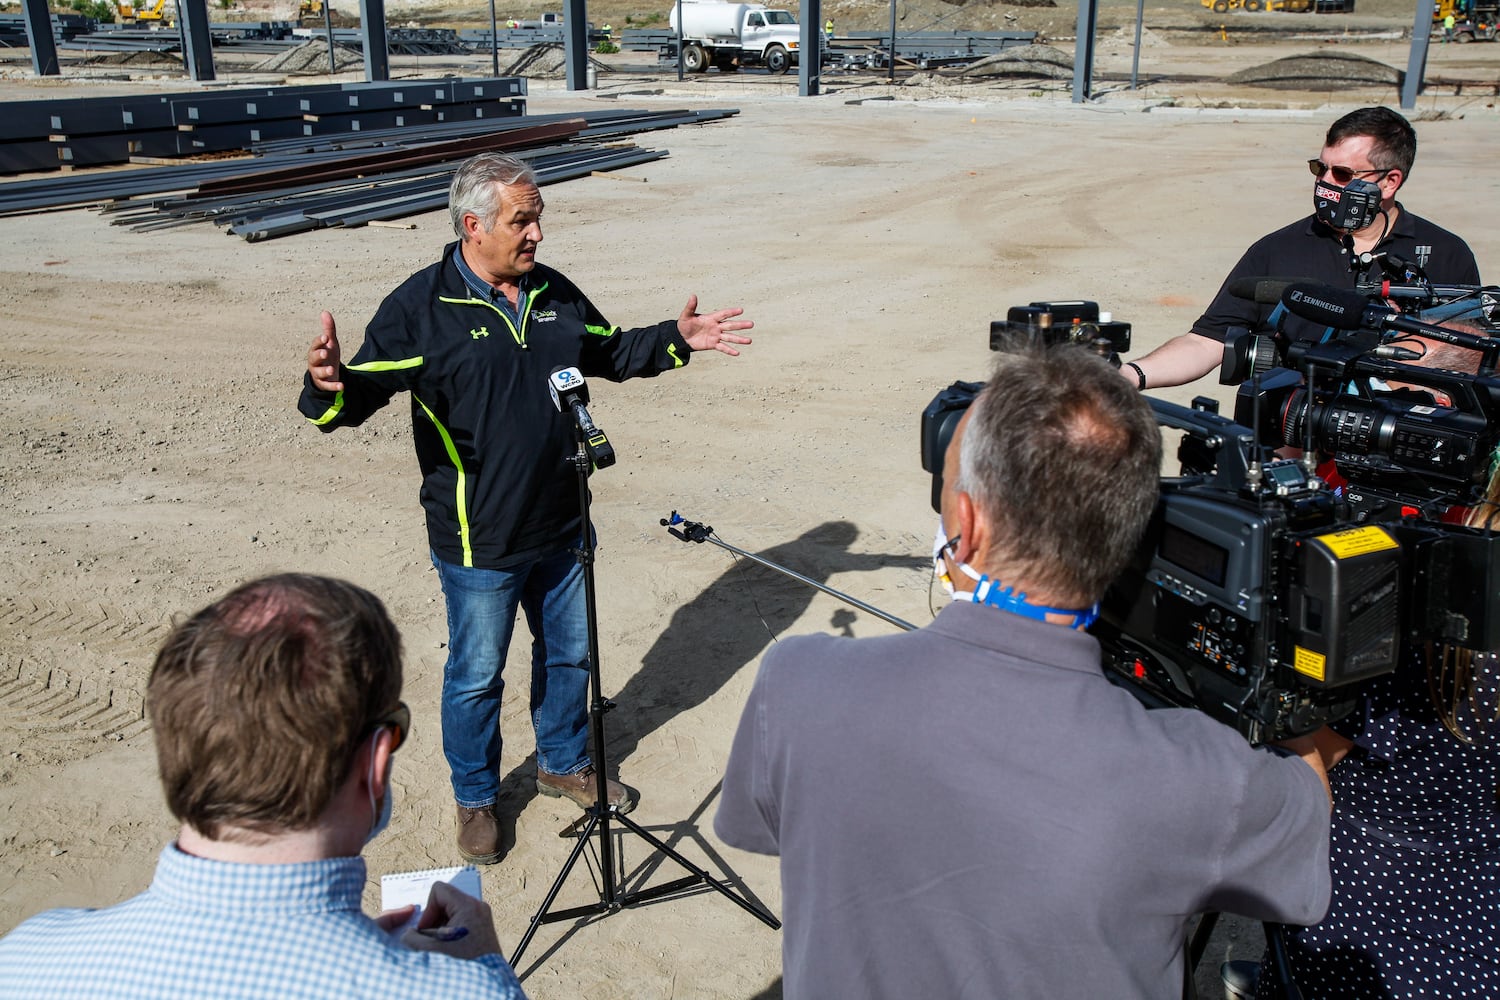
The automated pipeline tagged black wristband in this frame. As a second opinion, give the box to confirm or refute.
[1125,362,1146,390]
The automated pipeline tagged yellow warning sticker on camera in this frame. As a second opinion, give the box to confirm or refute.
[1316,526,1398,559]
[1293,647,1327,682]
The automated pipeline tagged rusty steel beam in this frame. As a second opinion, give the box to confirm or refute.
[194,118,586,198]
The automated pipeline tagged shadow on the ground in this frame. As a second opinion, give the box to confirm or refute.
[605,520,927,769]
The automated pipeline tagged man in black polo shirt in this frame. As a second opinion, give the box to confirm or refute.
[1120,106,1480,392]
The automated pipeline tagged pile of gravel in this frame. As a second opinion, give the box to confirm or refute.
[953,42,1073,79]
[251,39,364,75]
[1225,50,1401,90]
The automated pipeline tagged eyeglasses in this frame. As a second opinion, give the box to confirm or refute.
[1308,158,1390,185]
[368,701,411,752]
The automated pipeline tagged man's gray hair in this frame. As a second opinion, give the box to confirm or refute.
[449,153,538,239]
[954,347,1163,605]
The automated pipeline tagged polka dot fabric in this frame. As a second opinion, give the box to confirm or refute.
[1257,656,1500,999]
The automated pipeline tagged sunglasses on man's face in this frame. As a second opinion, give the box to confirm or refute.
[369,702,411,752]
[1307,158,1390,186]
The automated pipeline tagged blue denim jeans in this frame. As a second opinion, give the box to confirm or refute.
[432,542,591,809]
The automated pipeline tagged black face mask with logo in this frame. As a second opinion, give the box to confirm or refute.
[1313,176,1383,233]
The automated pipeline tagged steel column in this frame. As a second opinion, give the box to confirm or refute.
[799,0,821,96]
[359,0,389,80]
[563,0,587,90]
[22,0,59,76]
[177,0,217,81]
[1402,0,1435,109]
[886,0,896,83]
[1072,0,1098,103]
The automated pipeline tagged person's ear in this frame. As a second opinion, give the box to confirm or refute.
[952,491,985,566]
[363,726,397,798]
[461,211,484,241]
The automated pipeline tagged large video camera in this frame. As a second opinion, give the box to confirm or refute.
[919,301,1129,510]
[922,288,1500,742]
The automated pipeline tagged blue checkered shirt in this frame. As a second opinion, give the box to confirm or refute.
[0,844,526,999]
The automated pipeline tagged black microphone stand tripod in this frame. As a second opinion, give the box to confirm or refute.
[508,420,780,970]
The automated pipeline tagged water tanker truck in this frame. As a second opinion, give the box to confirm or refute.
[668,0,801,73]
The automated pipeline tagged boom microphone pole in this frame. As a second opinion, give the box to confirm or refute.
[661,511,917,632]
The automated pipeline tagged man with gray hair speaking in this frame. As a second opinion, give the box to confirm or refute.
[715,346,1333,999]
[300,152,751,865]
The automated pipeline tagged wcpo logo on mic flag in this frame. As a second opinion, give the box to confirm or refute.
[548,366,589,413]
[546,366,616,469]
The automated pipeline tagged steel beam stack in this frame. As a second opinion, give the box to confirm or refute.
[0,76,527,173]
[0,105,738,242]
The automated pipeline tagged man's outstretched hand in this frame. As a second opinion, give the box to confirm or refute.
[308,311,344,391]
[677,295,753,357]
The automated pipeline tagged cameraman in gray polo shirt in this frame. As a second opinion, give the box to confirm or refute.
[715,346,1332,1000]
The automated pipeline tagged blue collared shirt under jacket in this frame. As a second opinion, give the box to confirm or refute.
[0,844,526,1000]
[453,243,525,319]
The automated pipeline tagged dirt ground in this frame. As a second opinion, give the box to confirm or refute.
[1,12,1498,999]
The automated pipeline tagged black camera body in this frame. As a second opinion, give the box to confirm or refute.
[992,300,1131,356]
[1091,397,1403,741]
[920,380,982,512]
[920,302,1130,512]
[921,299,1500,742]
[1237,346,1500,499]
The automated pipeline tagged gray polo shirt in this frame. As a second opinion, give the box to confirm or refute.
[716,601,1330,1000]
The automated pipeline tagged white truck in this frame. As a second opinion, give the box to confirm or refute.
[668,0,801,74]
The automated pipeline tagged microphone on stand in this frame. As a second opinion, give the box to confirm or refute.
[549,366,616,469]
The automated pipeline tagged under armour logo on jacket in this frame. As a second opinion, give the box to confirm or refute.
[471,327,490,340]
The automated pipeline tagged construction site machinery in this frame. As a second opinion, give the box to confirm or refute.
[115,0,168,22]
[1202,0,1315,12]
[298,1,359,27]
[1433,0,1499,40]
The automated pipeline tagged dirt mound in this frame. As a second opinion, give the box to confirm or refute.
[1226,50,1402,89]
[954,41,1073,77]
[499,42,610,78]
[86,50,185,67]
[251,38,365,73]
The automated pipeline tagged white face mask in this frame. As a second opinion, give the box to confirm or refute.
[930,518,1100,629]
[365,732,393,846]
[932,519,961,597]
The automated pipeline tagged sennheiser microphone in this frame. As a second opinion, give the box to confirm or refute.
[1279,282,1376,331]
[1227,277,1303,305]
[1279,282,1495,354]
[548,367,616,469]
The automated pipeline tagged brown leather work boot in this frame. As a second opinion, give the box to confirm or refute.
[455,804,503,864]
[536,765,638,814]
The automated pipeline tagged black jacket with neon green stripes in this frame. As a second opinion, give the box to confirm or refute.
[298,244,692,569]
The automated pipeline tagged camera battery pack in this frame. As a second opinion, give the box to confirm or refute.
[1290,525,1401,688]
